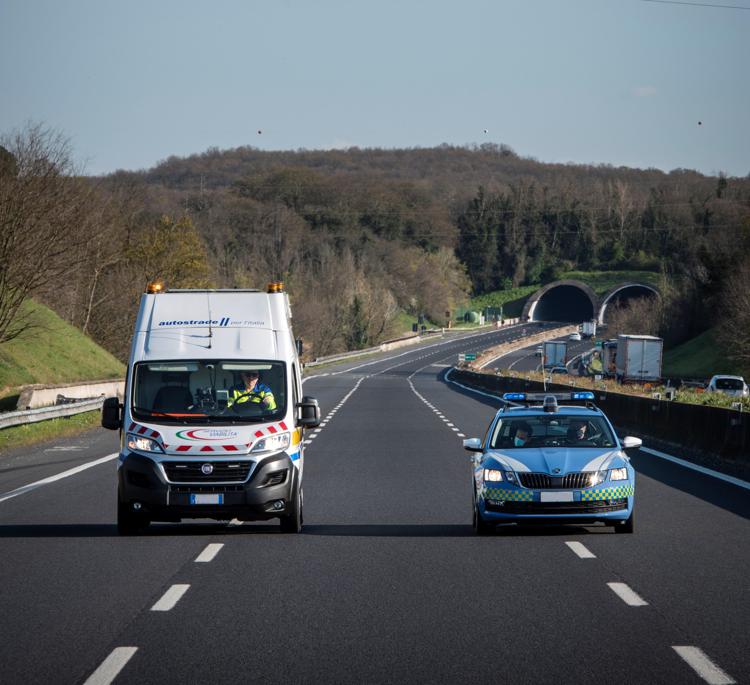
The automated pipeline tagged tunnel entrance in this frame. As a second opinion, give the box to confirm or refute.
[529,284,595,322]
[599,284,659,323]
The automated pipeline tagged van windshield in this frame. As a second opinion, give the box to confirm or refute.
[132,360,286,423]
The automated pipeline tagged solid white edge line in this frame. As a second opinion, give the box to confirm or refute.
[672,646,736,685]
[640,447,750,491]
[0,452,119,504]
[565,541,596,559]
[195,543,224,563]
[83,647,138,685]
[607,582,648,606]
[151,584,190,612]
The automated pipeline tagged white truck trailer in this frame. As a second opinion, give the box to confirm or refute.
[615,334,663,383]
[543,340,568,368]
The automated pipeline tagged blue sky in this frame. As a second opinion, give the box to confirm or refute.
[1,0,748,176]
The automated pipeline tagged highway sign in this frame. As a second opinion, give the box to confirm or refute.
[464,353,476,361]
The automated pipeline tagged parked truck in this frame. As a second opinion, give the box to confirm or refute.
[601,339,618,377]
[543,340,567,368]
[615,334,663,383]
[581,320,597,338]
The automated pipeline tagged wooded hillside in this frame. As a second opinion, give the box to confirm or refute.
[2,127,749,372]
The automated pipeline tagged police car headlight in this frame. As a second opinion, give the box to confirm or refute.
[588,471,607,486]
[251,432,290,454]
[484,469,503,482]
[127,434,163,453]
[610,467,628,481]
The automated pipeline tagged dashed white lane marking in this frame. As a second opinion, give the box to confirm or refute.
[228,518,243,526]
[313,429,322,434]
[83,647,138,685]
[308,434,318,439]
[0,452,119,505]
[195,543,224,563]
[607,582,648,606]
[457,433,466,438]
[446,422,455,427]
[672,646,736,685]
[44,445,86,452]
[451,427,460,432]
[565,541,596,559]
[151,584,190,612]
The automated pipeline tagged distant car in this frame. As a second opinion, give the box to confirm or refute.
[569,332,582,341]
[549,366,568,375]
[706,375,749,398]
[463,392,641,534]
[535,346,543,356]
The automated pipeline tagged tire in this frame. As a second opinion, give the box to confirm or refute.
[117,495,150,535]
[472,495,493,535]
[279,483,303,534]
[615,511,634,534]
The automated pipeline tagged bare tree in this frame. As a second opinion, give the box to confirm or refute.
[0,124,100,342]
[716,259,750,376]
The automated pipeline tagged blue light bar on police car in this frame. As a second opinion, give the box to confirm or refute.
[503,393,526,401]
[571,391,595,400]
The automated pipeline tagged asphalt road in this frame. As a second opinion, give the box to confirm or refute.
[489,331,594,375]
[0,324,747,684]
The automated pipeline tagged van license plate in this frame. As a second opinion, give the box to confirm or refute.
[190,494,223,505]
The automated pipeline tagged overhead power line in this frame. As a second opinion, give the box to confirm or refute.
[641,0,750,10]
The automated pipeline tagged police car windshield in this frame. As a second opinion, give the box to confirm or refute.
[490,414,616,449]
[132,360,286,423]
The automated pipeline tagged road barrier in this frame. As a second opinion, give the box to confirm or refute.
[0,397,105,430]
[451,369,749,462]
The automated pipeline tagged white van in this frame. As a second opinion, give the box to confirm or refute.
[102,282,320,534]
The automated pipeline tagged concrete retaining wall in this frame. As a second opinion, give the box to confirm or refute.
[17,379,125,410]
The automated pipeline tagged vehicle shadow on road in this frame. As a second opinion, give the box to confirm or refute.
[302,523,610,537]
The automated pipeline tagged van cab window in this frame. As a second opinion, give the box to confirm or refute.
[132,360,286,423]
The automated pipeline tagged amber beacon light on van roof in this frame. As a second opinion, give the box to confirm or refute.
[267,281,284,293]
[146,280,165,294]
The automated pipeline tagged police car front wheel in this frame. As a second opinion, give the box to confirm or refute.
[614,511,634,534]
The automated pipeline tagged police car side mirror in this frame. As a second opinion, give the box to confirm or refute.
[296,396,320,427]
[620,436,642,453]
[463,438,483,452]
[296,338,304,356]
[101,397,122,430]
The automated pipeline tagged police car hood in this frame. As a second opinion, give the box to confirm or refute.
[485,447,623,475]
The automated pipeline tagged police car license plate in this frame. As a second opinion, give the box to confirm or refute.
[540,491,573,502]
[190,494,223,505]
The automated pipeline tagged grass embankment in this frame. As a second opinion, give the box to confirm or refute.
[0,300,124,399]
[663,328,740,378]
[0,300,124,451]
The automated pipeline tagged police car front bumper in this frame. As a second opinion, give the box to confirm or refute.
[479,484,634,524]
[118,450,298,522]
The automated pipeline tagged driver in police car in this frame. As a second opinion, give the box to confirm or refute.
[227,370,276,410]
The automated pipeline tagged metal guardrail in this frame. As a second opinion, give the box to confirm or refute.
[0,397,104,430]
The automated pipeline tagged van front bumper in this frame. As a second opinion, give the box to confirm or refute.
[118,451,297,522]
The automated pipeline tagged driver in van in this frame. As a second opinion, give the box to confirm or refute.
[227,370,276,410]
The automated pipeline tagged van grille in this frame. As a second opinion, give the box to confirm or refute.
[163,462,252,483]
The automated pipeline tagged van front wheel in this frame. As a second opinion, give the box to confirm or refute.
[117,496,150,535]
[279,484,303,534]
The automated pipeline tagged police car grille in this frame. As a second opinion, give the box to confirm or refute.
[518,472,596,489]
[164,462,252,483]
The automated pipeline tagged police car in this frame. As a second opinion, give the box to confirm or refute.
[463,392,641,534]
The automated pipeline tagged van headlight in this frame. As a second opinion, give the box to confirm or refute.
[127,434,164,453]
[610,468,628,481]
[251,432,290,454]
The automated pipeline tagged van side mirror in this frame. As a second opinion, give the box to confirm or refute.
[296,338,304,356]
[296,396,320,427]
[101,397,122,430]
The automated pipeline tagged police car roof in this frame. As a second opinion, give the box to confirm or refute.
[500,405,602,416]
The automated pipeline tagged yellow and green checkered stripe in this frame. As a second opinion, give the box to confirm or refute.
[483,487,534,502]
[581,485,634,501]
